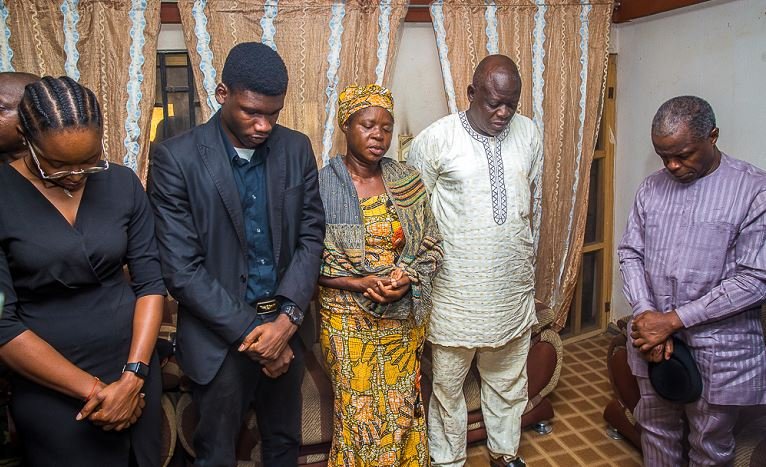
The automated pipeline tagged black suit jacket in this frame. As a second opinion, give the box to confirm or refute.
[148,112,325,385]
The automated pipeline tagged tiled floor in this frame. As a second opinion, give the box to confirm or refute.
[465,333,643,467]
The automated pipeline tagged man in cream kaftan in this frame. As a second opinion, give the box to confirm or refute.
[408,55,542,467]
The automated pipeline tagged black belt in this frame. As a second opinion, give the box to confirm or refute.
[253,298,279,315]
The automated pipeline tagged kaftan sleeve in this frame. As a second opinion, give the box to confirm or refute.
[529,123,544,248]
[407,130,440,194]
[618,180,658,316]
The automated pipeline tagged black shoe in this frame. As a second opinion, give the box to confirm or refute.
[489,456,526,467]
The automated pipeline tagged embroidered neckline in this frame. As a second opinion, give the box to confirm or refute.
[459,111,512,144]
[458,112,508,225]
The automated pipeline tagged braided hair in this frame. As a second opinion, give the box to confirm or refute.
[18,76,102,141]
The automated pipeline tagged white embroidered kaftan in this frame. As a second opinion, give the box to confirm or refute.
[408,112,542,347]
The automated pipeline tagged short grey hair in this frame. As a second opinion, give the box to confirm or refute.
[651,96,716,140]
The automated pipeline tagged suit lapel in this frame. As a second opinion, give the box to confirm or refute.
[266,128,285,266]
[198,113,247,253]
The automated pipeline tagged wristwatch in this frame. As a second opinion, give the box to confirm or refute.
[122,361,150,379]
[280,303,304,327]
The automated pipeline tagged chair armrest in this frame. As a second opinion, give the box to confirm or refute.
[606,332,640,412]
[531,299,554,335]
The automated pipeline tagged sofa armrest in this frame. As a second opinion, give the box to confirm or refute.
[532,300,554,336]
[532,328,563,401]
[606,331,640,412]
[603,399,642,450]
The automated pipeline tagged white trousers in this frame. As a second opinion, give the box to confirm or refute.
[428,329,531,467]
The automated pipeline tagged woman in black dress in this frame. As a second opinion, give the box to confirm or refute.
[0,76,165,466]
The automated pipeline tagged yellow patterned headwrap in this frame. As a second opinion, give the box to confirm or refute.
[337,84,394,127]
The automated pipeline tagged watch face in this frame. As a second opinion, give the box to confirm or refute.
[283,305,302,325]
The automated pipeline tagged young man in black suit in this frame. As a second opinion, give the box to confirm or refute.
[149,42,325,467]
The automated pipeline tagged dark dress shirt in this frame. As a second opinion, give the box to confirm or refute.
[219,121,277,305]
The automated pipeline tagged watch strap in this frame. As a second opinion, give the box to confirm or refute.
[122,361,150,379]
[280,304,304,326]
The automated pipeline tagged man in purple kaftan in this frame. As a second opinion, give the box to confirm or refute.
[618,96,766,466]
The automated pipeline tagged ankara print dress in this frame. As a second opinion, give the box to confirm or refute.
[320,193,430,467]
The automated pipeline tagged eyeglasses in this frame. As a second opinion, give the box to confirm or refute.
[26,138,109,180]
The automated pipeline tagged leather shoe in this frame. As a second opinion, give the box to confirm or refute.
[489,456,526,467]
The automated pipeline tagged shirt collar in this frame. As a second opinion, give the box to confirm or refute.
[217,116,272,165]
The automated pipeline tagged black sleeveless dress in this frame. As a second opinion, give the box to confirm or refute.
[0,163,165,467]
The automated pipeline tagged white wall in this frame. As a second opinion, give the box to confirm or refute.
[610,0,766,320]
[388,23,449,158]
[158,24,185,51]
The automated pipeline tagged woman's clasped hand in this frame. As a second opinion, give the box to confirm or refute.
[361,268,411,303]
[77,373,146,431]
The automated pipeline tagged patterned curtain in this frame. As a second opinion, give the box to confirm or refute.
[177,0,407,167]
[429,0,613,330]
[0,0,161,182]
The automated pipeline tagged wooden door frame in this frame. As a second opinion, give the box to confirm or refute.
[562,53,616,344]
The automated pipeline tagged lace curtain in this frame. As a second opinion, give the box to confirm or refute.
[0,0,161,182]
[177,0,407,167]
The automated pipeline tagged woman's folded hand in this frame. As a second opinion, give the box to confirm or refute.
[78,372,145,432]
[364,271,411,303]
[353,275,391,293]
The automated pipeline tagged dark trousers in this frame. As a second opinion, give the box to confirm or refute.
[191,335,304,467]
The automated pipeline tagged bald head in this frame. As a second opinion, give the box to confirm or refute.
[0,71,39,87]
[0,71,40,162]
[0,72,39,104]
[472,55,520,90]
[466,55,522,137]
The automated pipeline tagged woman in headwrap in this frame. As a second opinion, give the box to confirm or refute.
[318,84,443,466]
